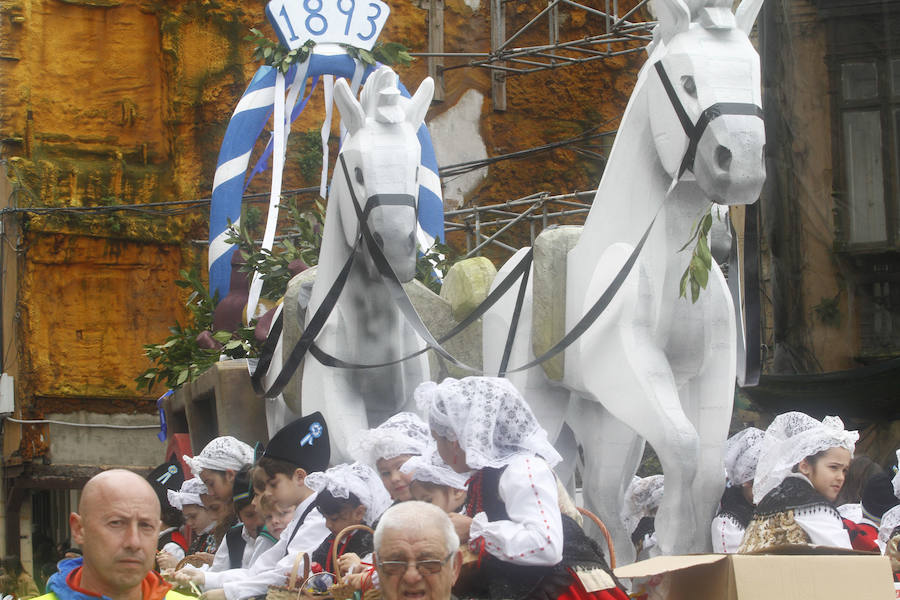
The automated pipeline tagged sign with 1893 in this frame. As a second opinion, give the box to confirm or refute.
[266,0,390,51]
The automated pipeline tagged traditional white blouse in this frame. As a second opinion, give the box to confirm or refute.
[469,455,564,566]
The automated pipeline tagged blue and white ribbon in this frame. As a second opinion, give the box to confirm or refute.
[208,52,444,304]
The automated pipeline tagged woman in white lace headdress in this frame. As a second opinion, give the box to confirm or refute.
[621,475,664,561]
[416,376,626,600]
[183,436,255,502]
[349,412,432,501]
[711,427,764,553]
[738,412,858,553]
[878,449,900,574]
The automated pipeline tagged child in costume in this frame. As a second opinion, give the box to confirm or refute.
[738,412,857,552]
[210,466,269,571]
[305,462,392,576]
[350,412,433,502]
[711,427,764,553]
[168,478,218,556]
[402,450,469,514]
[417,376,627,600]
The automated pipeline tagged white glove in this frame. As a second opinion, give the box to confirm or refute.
[175,565,206,587]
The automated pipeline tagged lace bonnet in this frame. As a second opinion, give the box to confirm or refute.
[184,436,255,476]
[414,376,562,470]
[304,462,394,526]
[349,412,432,465]
[621,475,664,535]
[400,449,469,491]
[752,411,858,505]
[167,477,207,510]
[724,427,765,486]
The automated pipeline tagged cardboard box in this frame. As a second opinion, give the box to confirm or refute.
[613,551,895,600]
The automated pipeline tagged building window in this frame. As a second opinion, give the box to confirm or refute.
[828,11,900,250]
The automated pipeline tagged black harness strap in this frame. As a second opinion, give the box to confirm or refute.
[653,62,764,178]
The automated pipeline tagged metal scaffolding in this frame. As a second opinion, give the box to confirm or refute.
[413,0,655,107]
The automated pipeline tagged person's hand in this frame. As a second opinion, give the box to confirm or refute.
[156,551,177,570]
[199,589,226,600]
[342,573,362,590]
[447,512,473,543]
[336,552,362,575]
[174,567,206,587]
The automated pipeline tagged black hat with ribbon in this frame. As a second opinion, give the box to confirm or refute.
[147,461,185,508]
[263,412,330,473]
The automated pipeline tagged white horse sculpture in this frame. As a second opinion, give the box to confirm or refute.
[483,0,766,562]
[301,67,434,463]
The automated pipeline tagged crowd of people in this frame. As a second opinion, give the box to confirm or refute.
[25,376,900,600]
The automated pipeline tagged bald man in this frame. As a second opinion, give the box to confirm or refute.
[34,469,193,600]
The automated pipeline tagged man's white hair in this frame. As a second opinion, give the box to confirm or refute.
[374,501,459,555]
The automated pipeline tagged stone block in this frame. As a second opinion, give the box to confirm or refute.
[440,257,497,322]
[406,278,483,379]
[532,226,581,381]
[47,411,164,468]
[281,266,319,415]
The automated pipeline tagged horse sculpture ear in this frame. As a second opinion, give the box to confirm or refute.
[334,78,366,137]
[651,0,691,44]
[405,77,435,129]
[735,0,764,34]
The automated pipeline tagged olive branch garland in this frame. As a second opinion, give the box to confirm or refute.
[678,205,716,303]
[244,28,413,74]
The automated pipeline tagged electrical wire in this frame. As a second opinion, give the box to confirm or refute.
[5,417,161,430]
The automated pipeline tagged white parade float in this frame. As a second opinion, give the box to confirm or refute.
[482,0,766,562]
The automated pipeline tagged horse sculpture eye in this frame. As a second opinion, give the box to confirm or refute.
[355,167,364,185]
[681,75,697,98]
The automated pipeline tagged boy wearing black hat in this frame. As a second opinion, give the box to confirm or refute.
[179,413,331,600]
[146,461,188,570]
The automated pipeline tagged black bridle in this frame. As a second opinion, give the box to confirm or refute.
[653,61,763,179]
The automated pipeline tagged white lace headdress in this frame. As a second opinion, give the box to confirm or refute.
[167,477,207,510]
[183,436,255,476]
[304,462,393,525]
[723,427,765,486]
[892,449,900,500]
[621,475,664,536]
[879,504,900,544]
[349,412,432,465]
[415,376,562,470]
[752,411,858,505]
[400,449,469,491]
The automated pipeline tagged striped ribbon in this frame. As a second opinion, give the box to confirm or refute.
[208,53,444,303]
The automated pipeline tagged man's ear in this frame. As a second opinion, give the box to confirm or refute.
[450,549,462,583]
[292,468,308,486]
[70,512,85,545]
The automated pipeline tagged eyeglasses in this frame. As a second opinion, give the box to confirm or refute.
[377,552,454,576]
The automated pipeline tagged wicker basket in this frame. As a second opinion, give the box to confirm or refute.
[176,554,213,570]
[266,552,311,600]
[330,524,379,600]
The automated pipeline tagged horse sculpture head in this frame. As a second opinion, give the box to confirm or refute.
[646,0,765,205]
[332,67,434,283]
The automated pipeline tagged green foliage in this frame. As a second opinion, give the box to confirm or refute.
[342,42,414,67]
[226,196,325,301]
[135,270,256,392]
[415,241,458,294]
[245,28,316,74]
[244,28,414,74]
[678,207,715,303]
[813,294,842,327]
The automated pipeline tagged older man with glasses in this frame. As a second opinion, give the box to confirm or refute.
[373,501,462,600]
